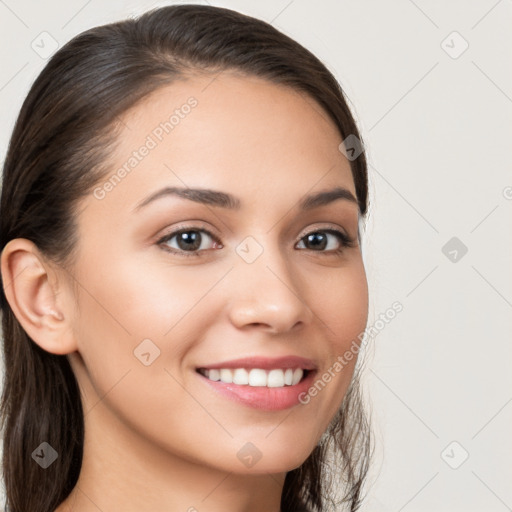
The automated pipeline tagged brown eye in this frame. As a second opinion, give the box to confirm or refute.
[158,228,221,256]
[296,229,354,253]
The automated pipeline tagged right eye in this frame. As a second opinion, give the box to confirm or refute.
[157,227,223,257]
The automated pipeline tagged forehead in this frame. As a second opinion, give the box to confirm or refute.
[89,71,356,216]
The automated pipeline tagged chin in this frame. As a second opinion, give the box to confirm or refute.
[217,438,317,476]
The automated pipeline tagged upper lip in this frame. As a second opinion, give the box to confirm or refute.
[196,356,318,371]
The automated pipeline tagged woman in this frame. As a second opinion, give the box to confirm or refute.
[0,5,372,511]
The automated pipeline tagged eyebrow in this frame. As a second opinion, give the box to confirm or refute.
[133,185,358,212]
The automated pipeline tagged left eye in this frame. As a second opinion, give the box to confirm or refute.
[296,230,350,252]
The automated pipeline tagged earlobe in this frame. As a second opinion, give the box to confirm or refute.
[0,238,77,355]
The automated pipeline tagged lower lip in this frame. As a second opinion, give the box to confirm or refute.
[196,370,316,411]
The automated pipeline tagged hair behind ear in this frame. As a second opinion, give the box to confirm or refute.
[1,309,84,512]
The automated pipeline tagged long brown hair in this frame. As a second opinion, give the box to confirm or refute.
[0,5,371,511]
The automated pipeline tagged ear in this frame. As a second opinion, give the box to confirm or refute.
[1,238,77,355]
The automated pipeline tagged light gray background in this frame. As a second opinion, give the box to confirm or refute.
[1,1,511,510]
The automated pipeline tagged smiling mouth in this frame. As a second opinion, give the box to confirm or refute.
[196,367,310,388]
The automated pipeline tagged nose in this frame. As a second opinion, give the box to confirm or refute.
[227,245,314,334]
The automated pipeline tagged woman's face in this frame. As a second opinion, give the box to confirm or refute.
[66,71,368,474]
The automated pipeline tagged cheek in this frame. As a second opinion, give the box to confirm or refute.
[74,254,227,345]
[70,254,233,409]
[302,260,368,432]
[70,257,232,447]
[314,260,369,352]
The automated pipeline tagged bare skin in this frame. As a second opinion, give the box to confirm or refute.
[1,71,368,512]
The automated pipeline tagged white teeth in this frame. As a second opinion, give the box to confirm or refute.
[249,369,267,387]
[219,369,233,383]
[267,369,285,388]
[233,368,249,385]
[208,369,220,381]
[201,368,305,387]
[292,368,303,386]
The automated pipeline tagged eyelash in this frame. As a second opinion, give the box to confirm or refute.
[157,223,356,258]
